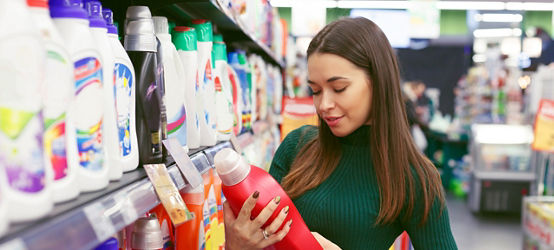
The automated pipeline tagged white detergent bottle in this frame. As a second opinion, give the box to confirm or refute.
[28,0,79,203]
[50,0,108,192]
[191,20,216,146]
[102,8,139,173]
[153,16,189,152]
[83,0,119,181]
[212,41,234,140]
[173,26,200,149]
[0,0,53,222]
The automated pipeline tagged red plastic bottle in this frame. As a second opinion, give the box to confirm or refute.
[214,148,322,250]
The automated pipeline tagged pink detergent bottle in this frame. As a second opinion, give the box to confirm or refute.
[214,148,322,250]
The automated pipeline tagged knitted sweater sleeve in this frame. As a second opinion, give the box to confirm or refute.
[401,172,458,249]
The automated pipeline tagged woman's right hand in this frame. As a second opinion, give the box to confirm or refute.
[223,191,293,250]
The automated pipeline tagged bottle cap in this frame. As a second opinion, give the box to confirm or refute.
[173,27,197,51]
[102,8,118,34]
[131,215,164,250]
[214,148,250,186]
[213,34,223,42]
[49,0,88,19]
[94,237,118,250]
[83,0,106,28]
[152,16,169,35]
[27,0,48,8]
[124,19,157,52]
[191,19,213,42]
[126,6,151,20]
[213,42,227,62]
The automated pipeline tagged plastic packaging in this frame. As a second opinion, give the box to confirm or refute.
[153,16,189,152]
[191,20,217,146]
[203,169,218,250]
[213,42,234,140]
[0,0,53,222]
[214,148,322,250]
[103,8,139,172]
[124,6,165,164]
[84,0,120,181]
[173,26,200,149]
[28,0,79,203]
[175,184,205,250]
[51,0,108,192]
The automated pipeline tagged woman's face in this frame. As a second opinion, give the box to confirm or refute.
[307,53,372,137]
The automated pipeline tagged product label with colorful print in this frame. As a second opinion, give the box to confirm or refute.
[114,63,133,157]
[73,56,104,171]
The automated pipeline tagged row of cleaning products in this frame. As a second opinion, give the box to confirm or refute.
[0,0,283,235]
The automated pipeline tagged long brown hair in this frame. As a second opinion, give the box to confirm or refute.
[281,17,444,225]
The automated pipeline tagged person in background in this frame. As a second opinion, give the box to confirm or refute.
[223,17,457,250]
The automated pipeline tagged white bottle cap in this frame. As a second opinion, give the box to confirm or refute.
[152,16,169,35]
[214,148,251,186]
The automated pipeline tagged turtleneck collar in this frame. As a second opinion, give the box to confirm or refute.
[338,125,371,146]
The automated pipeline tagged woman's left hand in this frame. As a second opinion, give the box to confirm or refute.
[311,232,341,250]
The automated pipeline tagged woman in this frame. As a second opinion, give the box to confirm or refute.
[223,17,457,250]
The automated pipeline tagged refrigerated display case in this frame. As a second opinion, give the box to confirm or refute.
[468,124,535,213]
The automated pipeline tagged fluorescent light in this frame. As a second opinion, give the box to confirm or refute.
[436,1,505,10]
[523,37,542,58]
[272,0,554,11]
[506,2,554,11]
[473,28,522,38]
[472,54,487,63]
[337,1,408,9]
[271,0,337,8]
[475,13,522,23]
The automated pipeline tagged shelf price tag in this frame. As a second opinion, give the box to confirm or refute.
[112,191,139,225]
[0,238,27,250]
[144,164,194,226]
[83,202,117,242]
[230,134,242,154]
[163,138,202,188]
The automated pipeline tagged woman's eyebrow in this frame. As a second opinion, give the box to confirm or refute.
[307,76,348,84]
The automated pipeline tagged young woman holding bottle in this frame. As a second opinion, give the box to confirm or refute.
[223,17,457,250]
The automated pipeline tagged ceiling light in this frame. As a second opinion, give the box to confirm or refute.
[337,1,408,9]
[477,13,523,23]
[506,2,554,11]
[473,28,522,38]
[436,1,505,10]
[473,54,487,63]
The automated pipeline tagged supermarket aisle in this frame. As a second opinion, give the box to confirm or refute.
[447,194,522,250]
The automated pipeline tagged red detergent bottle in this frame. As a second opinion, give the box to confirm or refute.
[214,148,322,250]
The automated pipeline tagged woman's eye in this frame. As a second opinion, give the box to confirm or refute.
[312,90,321,95]
[334,87,346,93]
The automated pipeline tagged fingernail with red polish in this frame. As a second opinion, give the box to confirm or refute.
[253,191,260,199]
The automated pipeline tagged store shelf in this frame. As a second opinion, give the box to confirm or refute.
[0,143,230,250]
[127,0,285,69]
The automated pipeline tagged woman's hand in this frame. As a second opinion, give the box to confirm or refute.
[224,191,293,250]
[312,232,341,250]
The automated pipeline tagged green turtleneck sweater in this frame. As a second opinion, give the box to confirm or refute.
[269,125,457,250]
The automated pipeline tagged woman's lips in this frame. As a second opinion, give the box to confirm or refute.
[324,116,343,127]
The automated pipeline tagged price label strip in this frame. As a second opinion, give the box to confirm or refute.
[163,138,202,189]
[112,191,139,226]
[144,164,194,226]
[83,202,117,242]
[229,134,242,155]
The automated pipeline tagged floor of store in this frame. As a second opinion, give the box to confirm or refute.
[447,193,522,250]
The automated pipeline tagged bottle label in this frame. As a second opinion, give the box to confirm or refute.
[0,109,45,193]
[114,63,133,157]
[0,36,46,193]
[167,106,187,146]
[43,45,73,181]
[74,57,104,171]
[44,114,67,180]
